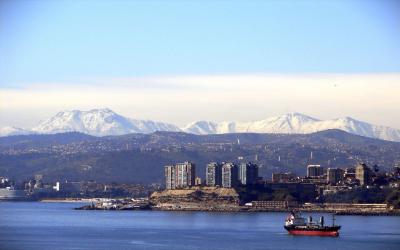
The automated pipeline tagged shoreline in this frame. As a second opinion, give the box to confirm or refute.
[19,197,400,216]
[150,206,400,216]
[74,202,400,216]
[2,199,397,216]
[40,198,102,203]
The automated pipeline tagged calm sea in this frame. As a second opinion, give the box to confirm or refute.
[0,202,399,250]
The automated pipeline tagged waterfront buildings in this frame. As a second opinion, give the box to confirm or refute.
[164,160,393,196]
[206,162,222,186]
[356,163,372,186]
[327,168,344,185]
[206,161,259,187]
[307,165,324,177]
[222,162,238,188]
[164,162,196,189]
[165,165,175,190]
[176,162,196,188]
[239,162,259,185]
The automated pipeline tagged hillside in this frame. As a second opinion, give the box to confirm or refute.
[0,130,399,184]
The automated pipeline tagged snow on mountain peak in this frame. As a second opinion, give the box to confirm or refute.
[31,109,180,136]
[182,113,400,142]
[182,121,220,135]
[1,110,400,142]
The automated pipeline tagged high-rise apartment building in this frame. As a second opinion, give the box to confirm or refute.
[206,162,222,187]
[164,161,196,189]
[222,162,238,188]
[355,163,371,186]
[239,162,258,185]
[175,161,196,188]
[164,165,176,190]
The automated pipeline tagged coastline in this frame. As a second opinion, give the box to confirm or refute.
[73,202,400,216]
[146,187,400,216]
[150,205,400,216]
[40,198,100,203]
[34,193,400,216]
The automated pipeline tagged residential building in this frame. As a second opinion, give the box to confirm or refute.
[222,162,238,188]
[206,162,222,186]
[175,161,196,188]
[164,165,175,190]
[356,163,372,186]
[307,165,324,177]
[165,162,196,190]
[239,162,258,185]
[327,168,344,185]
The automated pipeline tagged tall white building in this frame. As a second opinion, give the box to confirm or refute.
[164,162,196,189]
[239,162,259,185]
[206,162,222,187]
[222,162,238,188]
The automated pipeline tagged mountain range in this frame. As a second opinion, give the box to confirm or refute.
[1,108,400,142]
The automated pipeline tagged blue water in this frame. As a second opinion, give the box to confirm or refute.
[0,202,399,250]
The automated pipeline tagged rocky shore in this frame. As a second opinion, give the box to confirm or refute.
[74,187,400,215]
[149,187,241,212]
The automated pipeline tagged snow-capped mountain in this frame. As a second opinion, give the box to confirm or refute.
[1,110,400,142]
[30,108,181,136]
[183,113,400,142]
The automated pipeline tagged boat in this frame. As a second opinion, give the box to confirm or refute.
[284,211,341,237]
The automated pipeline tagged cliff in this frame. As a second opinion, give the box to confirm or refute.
[150,187,241,211]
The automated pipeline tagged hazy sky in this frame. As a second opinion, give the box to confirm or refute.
[1,0,399,128]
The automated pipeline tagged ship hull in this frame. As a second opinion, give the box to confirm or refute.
[284,226,341,237]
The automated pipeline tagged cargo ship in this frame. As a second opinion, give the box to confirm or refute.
[284,212,341,237]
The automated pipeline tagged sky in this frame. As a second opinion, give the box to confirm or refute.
[0,0,400,128]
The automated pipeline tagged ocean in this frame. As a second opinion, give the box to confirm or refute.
[0,202,399,250]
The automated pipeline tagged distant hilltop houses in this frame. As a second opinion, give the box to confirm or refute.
[164,161,400,193]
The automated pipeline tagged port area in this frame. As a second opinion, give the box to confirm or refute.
[75,198,150,210]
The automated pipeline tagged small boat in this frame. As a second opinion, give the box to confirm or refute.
[284,212,341,237]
